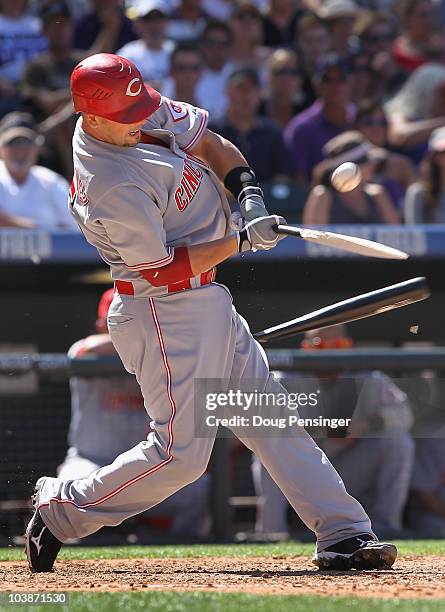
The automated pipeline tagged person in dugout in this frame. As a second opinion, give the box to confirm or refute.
[252,324,414,541]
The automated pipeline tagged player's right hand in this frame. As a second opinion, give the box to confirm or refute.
[237,215,287,252]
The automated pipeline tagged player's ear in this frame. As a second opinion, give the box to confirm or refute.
[83,113,100,129]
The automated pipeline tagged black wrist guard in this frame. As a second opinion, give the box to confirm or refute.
[224,166,264,206]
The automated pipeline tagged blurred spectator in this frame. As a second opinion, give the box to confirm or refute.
[161,42,203,104]
[404,127,445,222]
[259,49,306,128]
[198,0,269,20]
[253,325,414,540]
[202,0,264,20]
[355,11,405,99]
[407,438,445,537]
[195,20,234,120]
[355,98,389,147]
[20,0,84,179]
[0,0,47,116]
[393,0,442,72]
[261,0,303,48]
[284,53,355,185]
[201,0,232,20]
[58,289,210,541]
[355,99,416,210]
[166,0,208,42]
[0,112,76,230]
[229,1,270,77]
[209,67,290,181]
[294,13,332,108]
[317,0,361,56]
[73,0,137,53]
[118,0,174,90]
[384,63,445,165]
[349,50,378,104]
[303,130,401,223]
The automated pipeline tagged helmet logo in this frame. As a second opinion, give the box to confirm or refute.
[126,78,142,97]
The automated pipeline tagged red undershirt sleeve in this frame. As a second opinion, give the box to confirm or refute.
[138,246,193,287]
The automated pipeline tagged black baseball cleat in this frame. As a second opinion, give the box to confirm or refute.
[312,533,397,571]
[25,508,62,573]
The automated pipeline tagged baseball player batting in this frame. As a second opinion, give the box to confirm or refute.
[25,53,397,573]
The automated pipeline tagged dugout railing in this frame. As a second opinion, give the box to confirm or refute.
[1,348,445,544]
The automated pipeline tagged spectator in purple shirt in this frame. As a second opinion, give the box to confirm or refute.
[284,53,356,185]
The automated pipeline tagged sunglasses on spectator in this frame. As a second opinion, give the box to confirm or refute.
[273,68,300,76]
[358,117,387,126]
[173,63,202,71]
[301,337,353,349]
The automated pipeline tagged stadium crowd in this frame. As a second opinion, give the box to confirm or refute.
[2,0,445,225]
[1,0,445,542]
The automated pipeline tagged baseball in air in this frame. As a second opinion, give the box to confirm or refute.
[331,162,362,192]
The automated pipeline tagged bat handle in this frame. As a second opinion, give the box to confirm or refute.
[274,224,302,238]
[273,224,286,234]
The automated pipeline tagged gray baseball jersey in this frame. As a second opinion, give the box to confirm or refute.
[69,97,232,297]
[36,96,374,552]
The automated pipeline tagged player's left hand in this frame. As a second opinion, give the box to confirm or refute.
[238,215,287,252]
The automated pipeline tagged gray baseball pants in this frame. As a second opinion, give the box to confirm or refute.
[253,434,414,534]
[37,283,372,551]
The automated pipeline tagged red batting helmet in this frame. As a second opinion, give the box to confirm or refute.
[70,53,162,124]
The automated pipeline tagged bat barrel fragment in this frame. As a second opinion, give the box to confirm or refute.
[254,277,430,343]
[276,224,409,260]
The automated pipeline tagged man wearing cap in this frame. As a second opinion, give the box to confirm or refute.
[0,112,76,230]
[25,52,397,574]
[284,52,356,185]
[117,1,174,90]
[317,0,360,56]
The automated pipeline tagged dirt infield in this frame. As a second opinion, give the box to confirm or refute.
[2,555,445,599]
